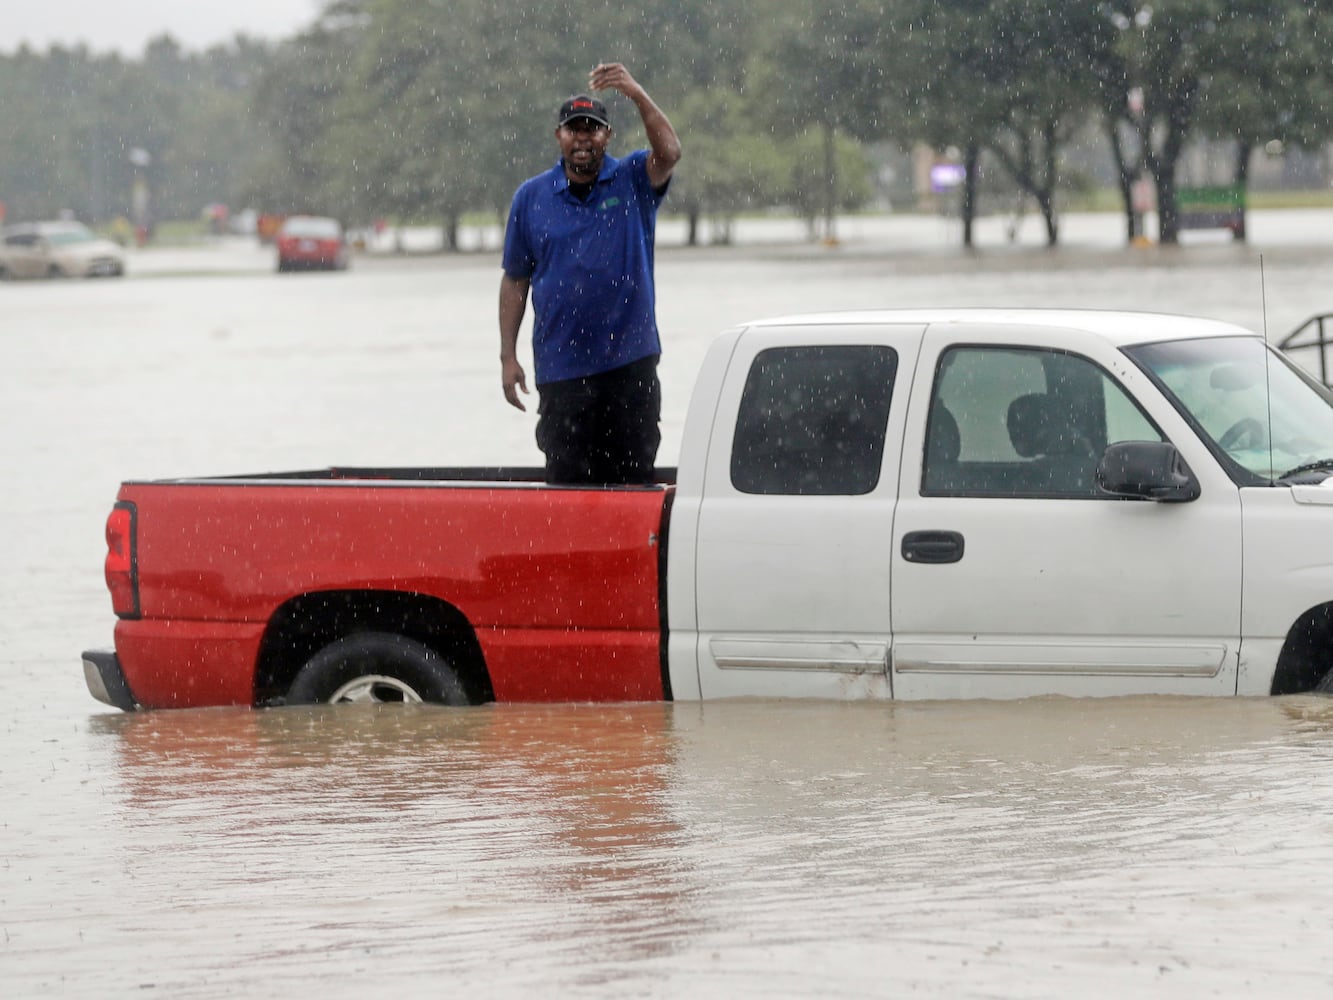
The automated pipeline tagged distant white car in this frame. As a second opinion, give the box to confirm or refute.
[0,221,126,279]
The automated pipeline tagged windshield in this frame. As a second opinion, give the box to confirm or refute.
[1125,336,1333,482]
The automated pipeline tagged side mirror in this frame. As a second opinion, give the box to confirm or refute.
[1096,441,1200,502]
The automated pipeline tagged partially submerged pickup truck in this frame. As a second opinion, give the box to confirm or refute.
[83,309,1333,711]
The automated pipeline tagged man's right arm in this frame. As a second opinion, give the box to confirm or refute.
[590,63,681,190]
[499,273,531,411]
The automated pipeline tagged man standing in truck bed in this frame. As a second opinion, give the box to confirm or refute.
[499,63,682,485]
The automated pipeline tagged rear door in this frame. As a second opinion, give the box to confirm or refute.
[686,322,925,698]
[890,322,1243,698]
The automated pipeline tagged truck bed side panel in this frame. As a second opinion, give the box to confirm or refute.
[114,618,264,708]
[119,482,670,704]
[482,627,662,701]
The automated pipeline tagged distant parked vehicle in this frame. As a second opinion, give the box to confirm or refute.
[0,221,125,279]
[275,216,349,272]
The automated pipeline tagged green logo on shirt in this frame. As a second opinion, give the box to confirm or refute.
[600,196,621,210]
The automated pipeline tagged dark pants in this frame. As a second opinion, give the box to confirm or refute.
[536,355,661,485]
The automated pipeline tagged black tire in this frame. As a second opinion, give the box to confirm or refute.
[286,632,470,706]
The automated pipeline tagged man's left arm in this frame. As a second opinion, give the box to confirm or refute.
[590,63,681,189]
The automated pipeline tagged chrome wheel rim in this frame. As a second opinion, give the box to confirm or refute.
[327,674,424,704]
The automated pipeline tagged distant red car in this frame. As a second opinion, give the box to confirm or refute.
[276,215,349,272]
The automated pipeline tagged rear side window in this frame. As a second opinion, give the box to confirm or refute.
[731,345,897,495]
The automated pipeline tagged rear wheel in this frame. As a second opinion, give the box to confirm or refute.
[286,632,471,706]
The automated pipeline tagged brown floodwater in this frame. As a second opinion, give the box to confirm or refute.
[5,216,1333,996]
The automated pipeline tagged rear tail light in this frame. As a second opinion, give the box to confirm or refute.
[105,501,140,618]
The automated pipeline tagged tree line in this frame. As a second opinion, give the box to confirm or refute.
[2,0,1330,247]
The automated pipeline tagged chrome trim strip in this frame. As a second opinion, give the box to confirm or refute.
[893,642,1228,678]
[711,639,889,674]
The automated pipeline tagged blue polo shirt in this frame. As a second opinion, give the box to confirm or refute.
[502,150,667,385]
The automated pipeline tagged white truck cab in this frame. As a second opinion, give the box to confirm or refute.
[667,309,1333,701]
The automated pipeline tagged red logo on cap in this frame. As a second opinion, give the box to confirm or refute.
[573,100,594,110]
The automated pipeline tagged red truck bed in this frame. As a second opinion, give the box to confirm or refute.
[102,467,675,709]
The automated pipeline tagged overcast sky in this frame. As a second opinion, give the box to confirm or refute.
[5,0,323,57]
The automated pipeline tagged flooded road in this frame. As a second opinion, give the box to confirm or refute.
[5,212,1333,996]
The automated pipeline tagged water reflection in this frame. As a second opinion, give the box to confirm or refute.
[667,696,1333,894]
[68,697,1333,996]
[90,703,693,980]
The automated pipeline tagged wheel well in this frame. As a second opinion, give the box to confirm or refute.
[1271,602,1333,695]
[254,590,494,706]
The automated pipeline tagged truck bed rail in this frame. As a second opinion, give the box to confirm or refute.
[124,466,679,487]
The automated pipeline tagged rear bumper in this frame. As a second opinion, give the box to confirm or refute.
[279,256,343,270]
[82,649,138,711]
[110,618,265,708]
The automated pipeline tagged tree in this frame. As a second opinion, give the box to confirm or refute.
[670,88,787,244]
[747,0,889,242]
[163,37,277,220]
[6,0,1332,248]
[310,0,737,247]
[246,16,363,218]
[985,4,1119,246]
[782,128,875,241]
[890,0,1115,247]
[1193,4,1333,195]
[1101,0,1327,243]
[0,36,281,228]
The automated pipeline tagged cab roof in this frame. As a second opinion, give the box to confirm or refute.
[742,308,1258,349]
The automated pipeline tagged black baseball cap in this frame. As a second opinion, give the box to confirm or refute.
[558,95,610,128]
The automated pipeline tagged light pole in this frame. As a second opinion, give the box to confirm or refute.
[129,147,151,245]
[1110,5,1155,244]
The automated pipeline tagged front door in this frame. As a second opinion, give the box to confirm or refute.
[890,329,1242,698]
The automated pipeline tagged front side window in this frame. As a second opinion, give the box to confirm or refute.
[731,345,897,495]
[923,346,1161,498]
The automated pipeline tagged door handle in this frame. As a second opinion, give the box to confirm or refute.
[901,530,964,564]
